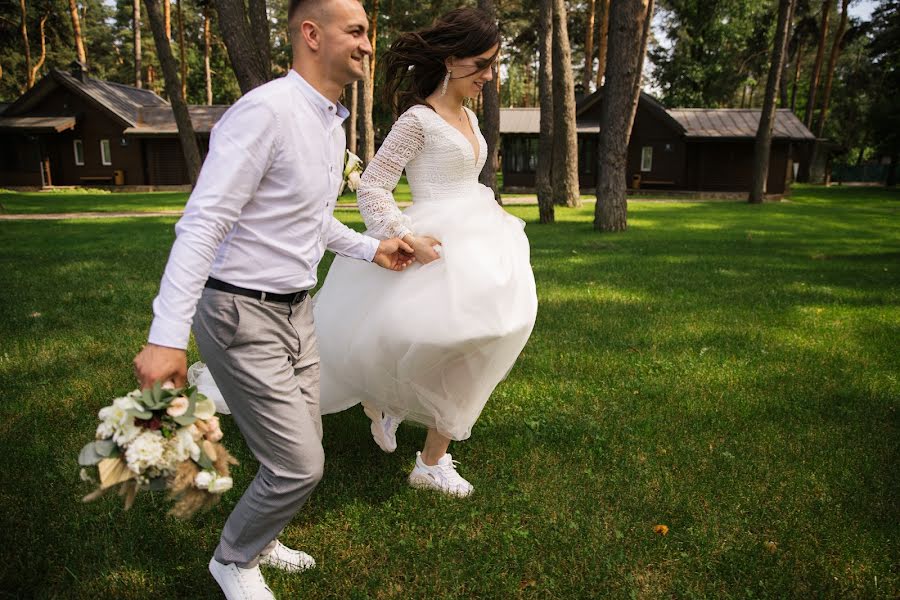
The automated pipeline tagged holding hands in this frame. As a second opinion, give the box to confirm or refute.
[373,237,417,271]
[403,235,443,265]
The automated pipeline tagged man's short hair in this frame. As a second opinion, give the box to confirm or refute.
[288,0,328,23]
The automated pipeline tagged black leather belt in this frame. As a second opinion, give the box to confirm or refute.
[205,277,308,304]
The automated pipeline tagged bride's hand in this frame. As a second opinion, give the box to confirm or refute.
[405,235,442,265]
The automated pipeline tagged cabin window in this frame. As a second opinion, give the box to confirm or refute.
[73,140,84,166]
[100,139,112,166]
[641,146,653,172]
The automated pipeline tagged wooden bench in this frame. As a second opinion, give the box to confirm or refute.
[80,175,114,185]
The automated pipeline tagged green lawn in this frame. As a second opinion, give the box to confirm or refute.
[1,186,898,598]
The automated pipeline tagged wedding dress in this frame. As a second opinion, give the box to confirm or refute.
[190,105,537,440]
[312,105,537,441]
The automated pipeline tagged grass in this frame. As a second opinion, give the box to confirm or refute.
[1,186,898,598]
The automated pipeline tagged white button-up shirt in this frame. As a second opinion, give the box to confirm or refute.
[148,70,379,350]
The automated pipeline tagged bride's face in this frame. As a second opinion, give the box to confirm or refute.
[448,43,499,100]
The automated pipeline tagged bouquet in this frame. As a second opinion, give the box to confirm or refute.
[338,149,363,196]
[78,382,238,519]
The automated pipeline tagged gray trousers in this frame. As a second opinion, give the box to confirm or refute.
[193,287,323,568]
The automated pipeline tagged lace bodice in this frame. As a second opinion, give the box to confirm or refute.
[357,104,488,239]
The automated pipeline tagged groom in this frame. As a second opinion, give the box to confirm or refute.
[133,0,410,598]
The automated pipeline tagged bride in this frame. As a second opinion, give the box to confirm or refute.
[191,7,537,498]
[313,7,537,497]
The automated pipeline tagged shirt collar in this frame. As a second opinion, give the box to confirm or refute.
[287,69,350,124]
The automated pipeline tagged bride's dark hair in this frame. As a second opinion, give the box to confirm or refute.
[380,7,500,115]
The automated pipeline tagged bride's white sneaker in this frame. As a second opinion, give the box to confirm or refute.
[208,557,275,600]
[408,452,474,497]
[364,405,401,453]
[259,540,316,573]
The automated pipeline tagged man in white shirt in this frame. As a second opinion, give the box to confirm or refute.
[133,0,411,597]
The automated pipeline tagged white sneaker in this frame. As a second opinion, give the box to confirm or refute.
[363,405,401,453]
[408,452,474,497]
[208,557,275,600]
[259,540,316,573]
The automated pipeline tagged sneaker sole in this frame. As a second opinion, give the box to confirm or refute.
[364,405,397,453]
[408,473,474,497]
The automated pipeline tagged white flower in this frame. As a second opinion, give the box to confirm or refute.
[208,476,233,494]
[176,426,202,462]
[194,470,214,489]
[193,396,216,420]
[124,430,166,474]
[347,170,361,192]
[113,419,141,445]
[96,421,115,439]
[79,468,94,482]
[343,150,362,177]
[167,396,190,418]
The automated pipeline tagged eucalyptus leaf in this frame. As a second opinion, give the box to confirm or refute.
[78,442,104,466]
[94,439,117,457]
[196,452,213,470]
[174,414,197,426]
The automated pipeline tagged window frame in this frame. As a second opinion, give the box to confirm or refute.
[73,139,85,166]
[100,139,112,166]
[641,146,653,172]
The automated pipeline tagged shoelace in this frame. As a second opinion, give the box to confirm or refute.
[435,458,468,486]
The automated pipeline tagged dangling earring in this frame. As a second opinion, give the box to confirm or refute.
[440,69,451,97]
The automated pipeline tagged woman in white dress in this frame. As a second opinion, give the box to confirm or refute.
[313,8,538,497]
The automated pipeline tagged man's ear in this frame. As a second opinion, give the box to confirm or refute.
[300,20,321,51]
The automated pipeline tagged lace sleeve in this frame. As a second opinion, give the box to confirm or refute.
[357,109,426,239]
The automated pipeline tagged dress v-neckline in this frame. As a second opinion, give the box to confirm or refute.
[427,106,481,165]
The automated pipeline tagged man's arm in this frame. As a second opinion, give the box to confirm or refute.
[135,98,279,389]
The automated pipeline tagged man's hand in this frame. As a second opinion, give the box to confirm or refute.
[133,343,188,390]
[373,237,415,271]
[403,234,442,265]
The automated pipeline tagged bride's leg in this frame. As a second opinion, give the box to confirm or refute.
[420,428,452,466]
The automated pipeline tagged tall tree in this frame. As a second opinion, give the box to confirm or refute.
[749,0,794,203]
[814,0,850,137]
[133,0,142,87]
[551,0,580,207]
[778,0,796,107]
[213,0,270,94]
[359,54,375,163]
[594,0,653,232]
[143,0,202,184]
[19,0,33,89]
[478,0,502,203]
[164,0,170,38]
[867,0,900,186]
[203,2,212,104]
[595,0,609,89]
[582,0,596,90]
[536,0,555,223]
[68,0,88,64]
[177,0,186,98]
[804,0,831,127]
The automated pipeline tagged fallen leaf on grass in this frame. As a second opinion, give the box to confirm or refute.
[653,524,669,536]
[765,541,778,554]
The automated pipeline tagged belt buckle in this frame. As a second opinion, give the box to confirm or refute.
[292,292,304,304]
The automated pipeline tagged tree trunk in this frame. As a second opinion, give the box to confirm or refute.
[478,0,502,204]
[804,0,830,128]
[628,0,653,133]
[29,13,48,87]
[595,0,610,89]
[582,0,596,91]
[814,0,849,137]
[790,39,803,111]
[537,0,555,224]
[551,0,580,207]
[779,0,796,107]
[20,0,33,90]
[204,4,212,104]
[347,81,358,154]
[247,0,270,75]
[68,0,87,65]
[144,0,202,185]
[164,0,170,39]
[593,0,651,232]
[359,54,375,163]
[213,0,270,94]
[134,0,142,87]
[368,0,379,80]
[177,0,187,99]
[749,0,793,204]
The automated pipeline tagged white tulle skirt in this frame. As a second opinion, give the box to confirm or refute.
[313,184,537,440]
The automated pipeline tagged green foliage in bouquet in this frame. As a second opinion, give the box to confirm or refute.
[78,382,238,519]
